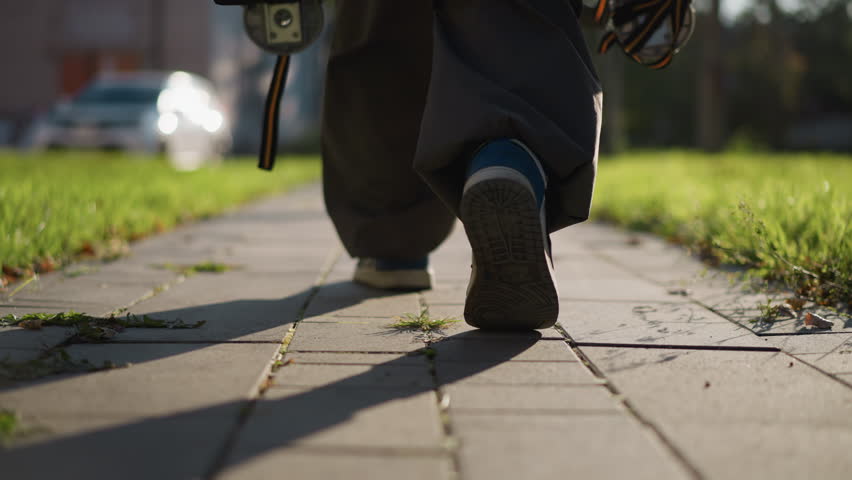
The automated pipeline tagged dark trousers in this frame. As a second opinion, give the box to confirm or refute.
[321,0,602,260]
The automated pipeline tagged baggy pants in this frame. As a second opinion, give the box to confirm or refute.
[321,0,603,260]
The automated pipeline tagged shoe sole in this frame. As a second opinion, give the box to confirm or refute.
[460,170,558,330]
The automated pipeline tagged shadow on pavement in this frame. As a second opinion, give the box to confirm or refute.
[0,280,411,395]
[1,330,541,479]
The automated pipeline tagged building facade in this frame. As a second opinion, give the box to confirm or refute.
[0,0,214,142]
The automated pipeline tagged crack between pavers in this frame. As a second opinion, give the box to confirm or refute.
[202,245,343,480]
[106,340,285,344]
[573,342,781,352]
[288,349,417,354]
[266,444,449,457]
[450,407,622,416]
[754,331,850,336]
[781,352,852,390]
[420,292,463,480]
[554,323,705,480]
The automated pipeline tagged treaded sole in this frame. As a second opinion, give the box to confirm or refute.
[460,177,558,330]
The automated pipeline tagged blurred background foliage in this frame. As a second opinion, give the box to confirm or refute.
[591,0,852,153]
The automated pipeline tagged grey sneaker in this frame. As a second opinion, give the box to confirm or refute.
[353,257,433,291]
[459,139,558,330]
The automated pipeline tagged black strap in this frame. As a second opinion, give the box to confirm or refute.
[259,55,291,171]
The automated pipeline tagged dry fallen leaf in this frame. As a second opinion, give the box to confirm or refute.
[20,318,43,330]
[786,298,807,311]
[804,312,833,329]
[777,304,797,318]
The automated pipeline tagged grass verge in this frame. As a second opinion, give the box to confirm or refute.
[593,150,851,308]
[0,150,320,285]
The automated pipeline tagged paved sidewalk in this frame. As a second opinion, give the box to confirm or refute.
[1,184,850,480]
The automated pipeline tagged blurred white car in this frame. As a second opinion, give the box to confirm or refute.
[27,71,232,170]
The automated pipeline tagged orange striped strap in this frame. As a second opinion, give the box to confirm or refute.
[259,55,291,171]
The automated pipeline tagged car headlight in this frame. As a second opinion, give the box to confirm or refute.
[157,113,179,135]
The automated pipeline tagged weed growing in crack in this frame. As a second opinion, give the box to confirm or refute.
[158,262,234,276]
[389,309,459,333]
[1,311,205,343]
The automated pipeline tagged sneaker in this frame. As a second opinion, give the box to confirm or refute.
[459,139,558,330]
[353,257,433,291]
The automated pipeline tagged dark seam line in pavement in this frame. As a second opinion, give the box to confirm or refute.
[271,444,449,457]
[558,297,690,304]
[451,408,622,416]
[108,340,284,344]
[437,359,579,363]
[421,293,463,480]
[269,384,433,391]
[782,352,852,389]
[288,349,417,354]
[278,361,425,367]
[574,342,781,352]
[554,324,705,480]
[203,246,342,480]
[755,331,850,336]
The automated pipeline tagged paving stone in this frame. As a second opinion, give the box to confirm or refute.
[0,300,115,318]
[453,414,687,480]
[661,423,852,480]
[589,243,711,286]
[436,360,601,386]
[219,450,452,480]
[556,276,682,303]
[440,326,565,340]
[0,326,73,350]
[113,271,315,342]
[560,300,770,348]
[422,288,467,305]
[12,277,161,313]
[0,347,48,364]
[417,302,466,319]
[582,347,852,479]
[0,407,243,480]
[273,362,432,389]
[287,321,429,352]
[0,343,279,416]
[556,222,633,246]
[763,332,852,354]
[556,255,641,279]
[795,350,852,375]
[304,283,421,319]
[432,337,577,362]
[235,387,443,451]
[446,384,618,413]
[284,351,427,366]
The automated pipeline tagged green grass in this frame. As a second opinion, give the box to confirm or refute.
[592,151,852,306]
[0,409,17,444]
[0,150,320,277]
[389,309,460,332]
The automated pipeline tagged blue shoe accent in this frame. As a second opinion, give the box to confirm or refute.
[373,257,429,271]
[466,139,547,208]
